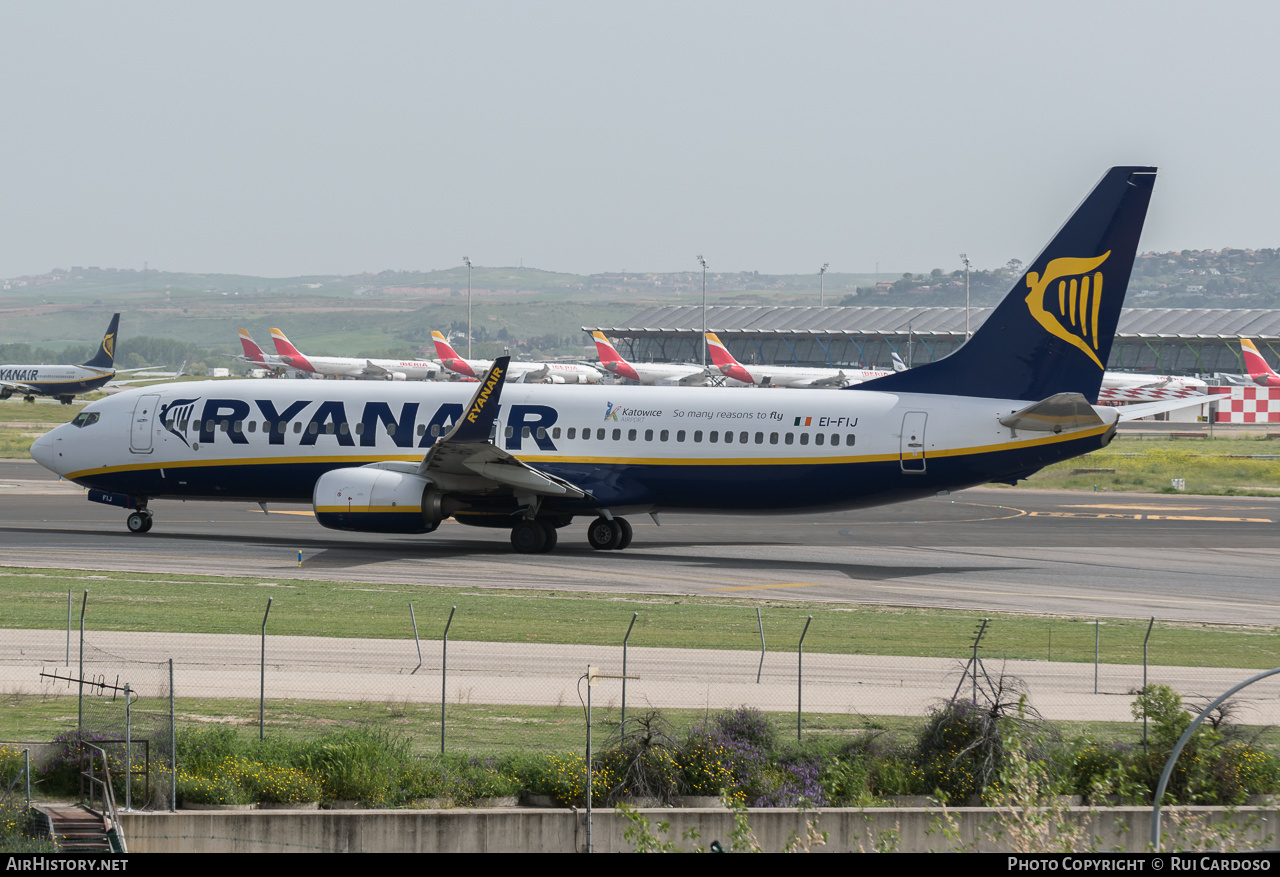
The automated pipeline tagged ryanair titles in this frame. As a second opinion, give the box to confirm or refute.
[165,396,559,453]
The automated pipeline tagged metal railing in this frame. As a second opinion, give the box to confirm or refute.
[79,742,127,854]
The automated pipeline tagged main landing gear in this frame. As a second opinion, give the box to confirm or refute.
[510,519,558,554]
[508,515,633,553]
[587,516,632,551]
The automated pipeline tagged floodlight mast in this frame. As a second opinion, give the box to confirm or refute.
[463,257,473,358]
[819,263,829,307]
[697,255,708,366]
[960,253,972,341]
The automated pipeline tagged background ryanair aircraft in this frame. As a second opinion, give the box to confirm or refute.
[31,167,1157,552]
[1,313,121,404]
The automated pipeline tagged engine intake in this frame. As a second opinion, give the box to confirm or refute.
[313,467,459,533]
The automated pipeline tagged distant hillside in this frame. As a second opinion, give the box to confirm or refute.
[3,249,1278,365]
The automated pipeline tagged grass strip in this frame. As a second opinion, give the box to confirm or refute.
[13,691,1270,757]
[1,566,1276,669]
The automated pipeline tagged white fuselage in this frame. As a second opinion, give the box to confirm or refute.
[439,356,602,384]
[279,355,443,381]
[727,362,895,389]
[31,379,1117,516]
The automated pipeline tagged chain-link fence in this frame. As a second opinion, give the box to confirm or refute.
[3,586,1279,766]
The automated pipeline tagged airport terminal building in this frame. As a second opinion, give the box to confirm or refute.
[587,305,1280,376]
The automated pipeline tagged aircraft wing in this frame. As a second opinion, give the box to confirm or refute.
[414,357,588,499]
[1114,394,1213,422]
[361,360,393,378]
[0,379,40,395]
[787,372,849,389]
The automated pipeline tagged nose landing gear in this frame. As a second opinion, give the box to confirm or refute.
[126,510,153,534]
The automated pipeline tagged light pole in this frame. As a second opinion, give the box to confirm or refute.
[959,253,972,342]
[819,263,829,307]
[697,255,708,366]
[463,257,473,358]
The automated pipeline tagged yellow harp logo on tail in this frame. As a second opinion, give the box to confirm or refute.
[102,333,115,359]
[1023,251,1111,369]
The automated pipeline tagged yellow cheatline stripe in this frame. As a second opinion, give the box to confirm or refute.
[63,421,1113,481]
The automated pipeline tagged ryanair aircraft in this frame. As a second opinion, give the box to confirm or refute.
[30,167,1157,552]
[1,314,121,404]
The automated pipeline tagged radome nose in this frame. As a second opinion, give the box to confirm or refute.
[30,431,56,472]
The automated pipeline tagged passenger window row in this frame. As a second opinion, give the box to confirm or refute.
[547,427,855,447]
[161,418,855,448]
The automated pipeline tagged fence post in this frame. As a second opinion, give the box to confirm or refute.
[756,607,766,683]
[441,606,455,755]
[586,665,597,854]
[1142,616,1155,747]
[124,683,132,812]
[169,658,176,812]
[260,597,273,741]
[621,612,637,734]
[410,604,423,675]
[1094,619,1100,695]
[78,590,87,738]
[797,616,812,741]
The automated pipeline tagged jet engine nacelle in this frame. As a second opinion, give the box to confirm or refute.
[384,372,407,381]
[312,466,458,533]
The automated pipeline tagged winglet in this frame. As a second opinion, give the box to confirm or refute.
[440,356,510,444]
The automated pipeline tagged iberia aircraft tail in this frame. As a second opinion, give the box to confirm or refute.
[1241,339,1280,387]
[238,329,271,363]
[269,328,316,373]
[591,332,640,381]
[704,333,755,385]
[431,331,477,377]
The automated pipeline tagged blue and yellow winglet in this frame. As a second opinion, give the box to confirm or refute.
[441,355,509,444]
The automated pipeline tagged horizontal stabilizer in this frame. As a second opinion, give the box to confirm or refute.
[999,393,1107,433]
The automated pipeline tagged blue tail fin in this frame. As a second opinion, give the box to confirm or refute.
[81,313,120,370]
[857,167,1156,403]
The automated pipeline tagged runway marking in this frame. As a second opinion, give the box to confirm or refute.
[1063,503,1275,512]
[1027,511,1273,523]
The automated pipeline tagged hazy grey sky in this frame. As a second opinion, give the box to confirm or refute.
[3,1,1277,279]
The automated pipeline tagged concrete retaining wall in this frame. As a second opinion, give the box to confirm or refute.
[117,806,1279,853]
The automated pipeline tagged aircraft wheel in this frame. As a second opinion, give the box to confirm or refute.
[587,517,622,551]
[126,512,152,534]
[615,517,633,550]
[140,514,153,533]
[538,520,558,553]
[511,520,547,554]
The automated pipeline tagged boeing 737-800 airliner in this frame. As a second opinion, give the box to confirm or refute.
[2,314,122,404]
[31,167,1157,552]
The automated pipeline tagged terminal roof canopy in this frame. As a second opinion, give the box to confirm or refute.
[585,306,1280,340]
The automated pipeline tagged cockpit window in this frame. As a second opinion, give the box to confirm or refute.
[70,412,100,428]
